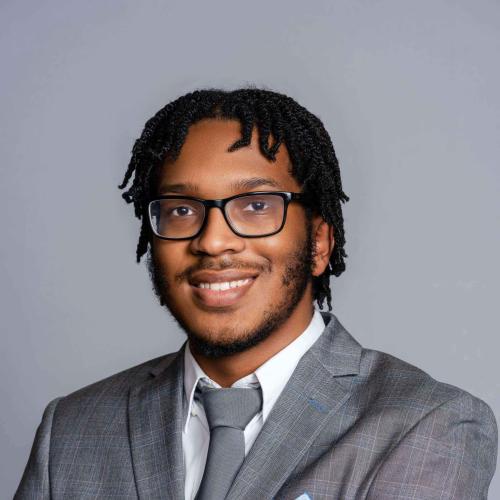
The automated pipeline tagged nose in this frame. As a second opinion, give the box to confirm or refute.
[189,207,245,256]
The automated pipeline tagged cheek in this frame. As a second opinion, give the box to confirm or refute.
[252,223,307,269]
[257,239,293,263]
[274,209,309,252]
[152,241,187,279]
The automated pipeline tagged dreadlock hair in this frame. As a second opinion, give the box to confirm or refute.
[118,87,349,310]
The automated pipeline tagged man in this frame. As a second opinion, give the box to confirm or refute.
[17,88,497,499]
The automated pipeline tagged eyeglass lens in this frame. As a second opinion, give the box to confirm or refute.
[149,193,286,238]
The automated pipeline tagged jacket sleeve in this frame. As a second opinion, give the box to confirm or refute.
[15,398,62,500]
[367,391,498,499]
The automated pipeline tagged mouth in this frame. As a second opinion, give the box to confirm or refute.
[188,271,258,309]
[195,278,253,291]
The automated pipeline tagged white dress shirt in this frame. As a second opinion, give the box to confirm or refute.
[182,309,326,500]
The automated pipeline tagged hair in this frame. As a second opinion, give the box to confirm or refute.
[118,87,349,310]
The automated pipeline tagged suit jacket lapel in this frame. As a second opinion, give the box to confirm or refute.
[226,313,362,500]
[128,346,187,500]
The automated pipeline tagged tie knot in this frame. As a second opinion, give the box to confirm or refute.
[196,385,263,431]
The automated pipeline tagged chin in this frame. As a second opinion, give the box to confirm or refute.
[186,326,271,358]
[180,314,264,355]
[180,302,298,358]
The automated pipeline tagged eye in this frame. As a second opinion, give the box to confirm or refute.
[168,205,195,217]
[243,200,268,212]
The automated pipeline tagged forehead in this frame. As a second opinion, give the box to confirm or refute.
[156,119,301,197]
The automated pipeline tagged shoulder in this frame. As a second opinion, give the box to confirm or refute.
[50,350,181,418]
[317,312,496,429]
[357,345,497,441]
[321,313,495,420]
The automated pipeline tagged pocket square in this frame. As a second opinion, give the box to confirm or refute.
[294,494,312,500]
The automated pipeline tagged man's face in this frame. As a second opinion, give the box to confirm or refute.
[148,119,318,358]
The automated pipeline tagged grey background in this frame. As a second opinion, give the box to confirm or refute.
[1,0,498,497]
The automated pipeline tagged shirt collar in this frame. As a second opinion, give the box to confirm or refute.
[183,309,325,432]
[254,309,325,421]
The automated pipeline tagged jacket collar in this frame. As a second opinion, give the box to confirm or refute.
[226,312,363,499]
[129,350,186,500]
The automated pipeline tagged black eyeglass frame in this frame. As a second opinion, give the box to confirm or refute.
[147,191,305,240]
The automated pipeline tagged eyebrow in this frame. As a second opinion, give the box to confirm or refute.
[158,182,199,194]
[158,177,283,195]
[231,177,282,191]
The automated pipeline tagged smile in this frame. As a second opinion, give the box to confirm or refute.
[196,278,252,291]
[189,272,257,308]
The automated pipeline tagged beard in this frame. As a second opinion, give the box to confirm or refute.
[147,223,316,359]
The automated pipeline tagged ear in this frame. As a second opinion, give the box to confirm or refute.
[311,216,335,277]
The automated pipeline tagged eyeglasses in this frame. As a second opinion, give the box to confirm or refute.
[148,191,304,240]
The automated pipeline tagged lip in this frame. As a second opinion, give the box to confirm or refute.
[188,270,258,286]
[188,271,258,309]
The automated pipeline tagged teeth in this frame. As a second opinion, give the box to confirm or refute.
[198,278,252,290]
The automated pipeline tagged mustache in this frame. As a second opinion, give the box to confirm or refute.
[175,257,271,283]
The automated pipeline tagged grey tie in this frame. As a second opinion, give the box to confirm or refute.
[195,384,263,500]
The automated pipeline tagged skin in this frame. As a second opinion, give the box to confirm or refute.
[150,119,335,387]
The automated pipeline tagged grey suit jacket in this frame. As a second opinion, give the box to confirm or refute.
[16,312,498,499]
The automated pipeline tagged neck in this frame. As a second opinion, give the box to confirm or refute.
[190,294,315,388]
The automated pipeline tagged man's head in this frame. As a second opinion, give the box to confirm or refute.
[119,88,349,357]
